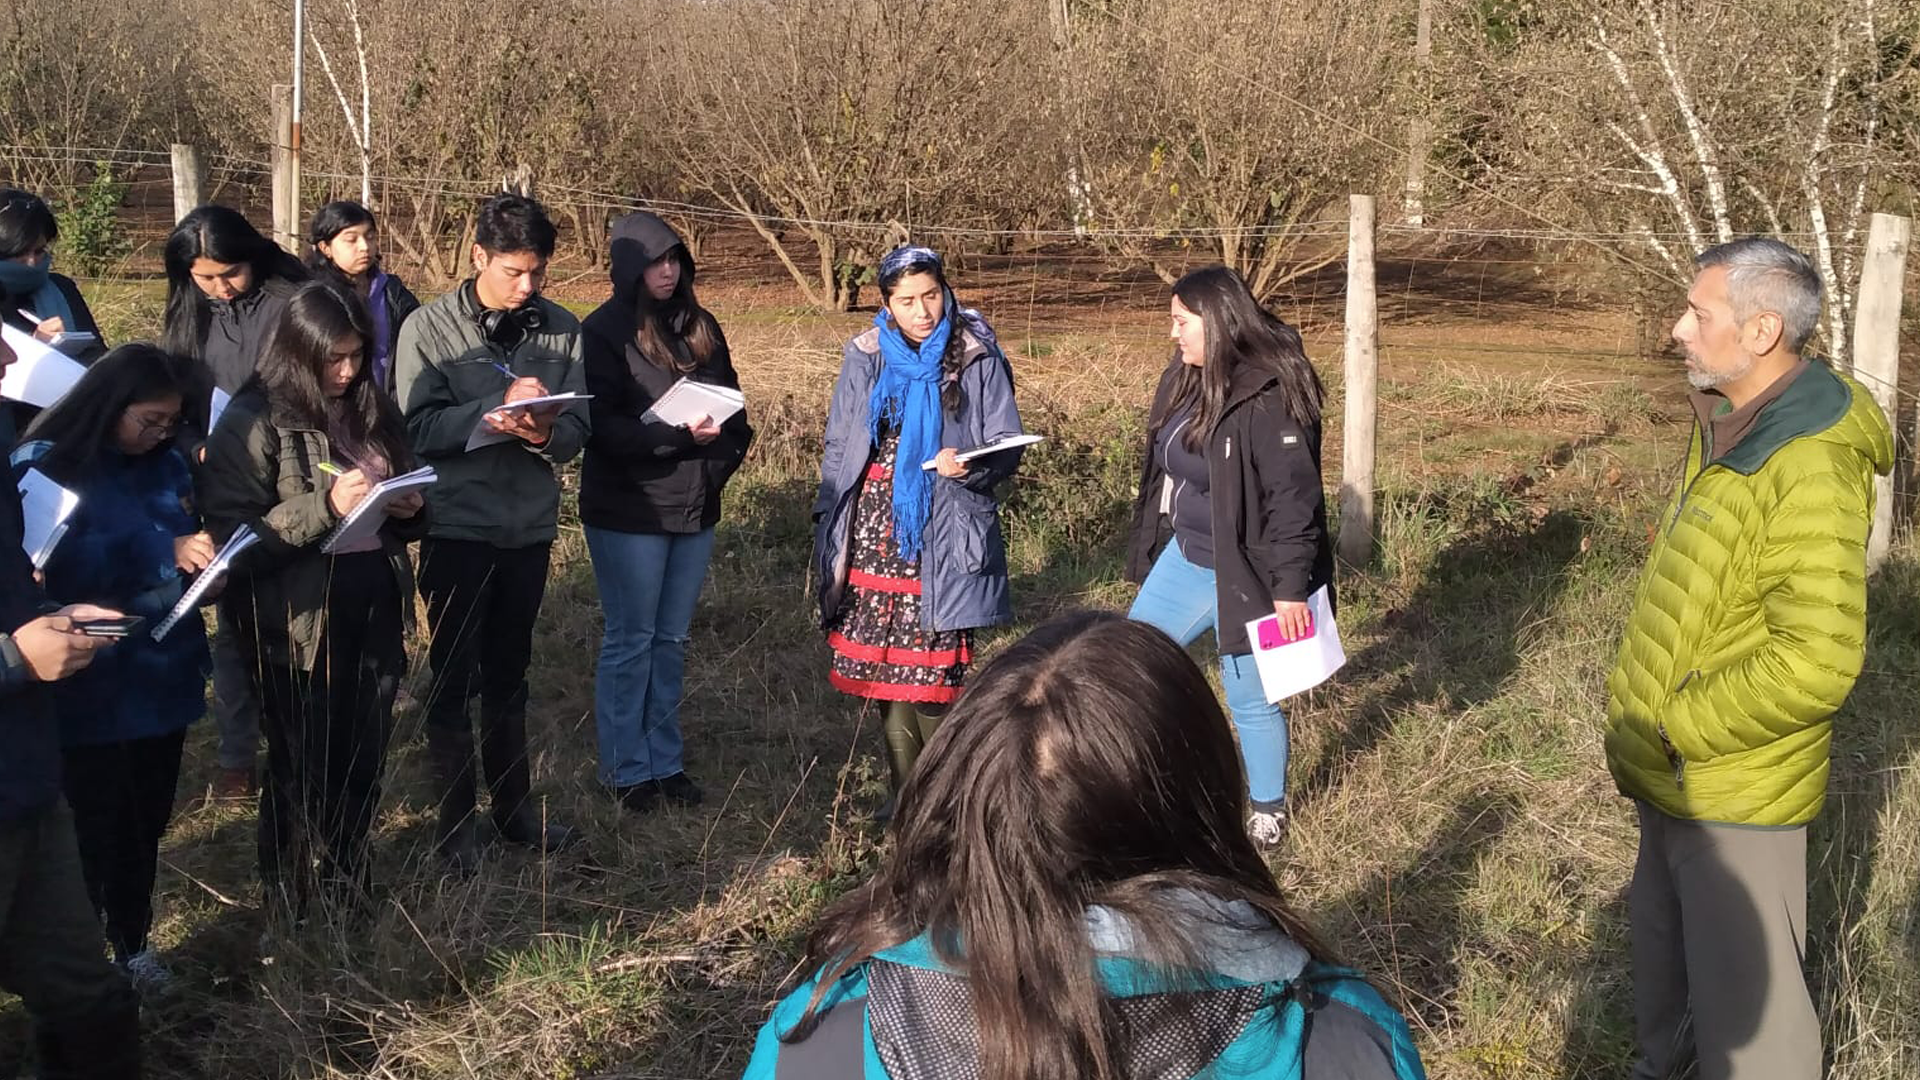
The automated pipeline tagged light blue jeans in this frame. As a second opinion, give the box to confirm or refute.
[584,526,717,788]
[1128,541,1289,807]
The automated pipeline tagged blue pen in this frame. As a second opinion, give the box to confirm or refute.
[490,361,516,380]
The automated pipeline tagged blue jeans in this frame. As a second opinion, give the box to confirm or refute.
[584,526,717,788]
[1127,541,1290,806]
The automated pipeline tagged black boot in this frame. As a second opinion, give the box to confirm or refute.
[427,725,482,875]
[481,690,579,853]
[33,988,141,1079]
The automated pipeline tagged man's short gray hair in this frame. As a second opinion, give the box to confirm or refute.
[1695,238,1823,354]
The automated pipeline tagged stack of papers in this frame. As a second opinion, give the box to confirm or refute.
[16,468,79,570]
[151,526,261,641]
[0,324,86,409]
[642,379,745,427]
[465,393,592,451]
[321,466,438,552]
[208,388,233,434]
[1243,585,1346,702]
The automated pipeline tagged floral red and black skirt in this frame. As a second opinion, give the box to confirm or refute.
[826,432,971,704]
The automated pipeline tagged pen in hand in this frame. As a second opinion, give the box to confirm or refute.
[490,361,516,380]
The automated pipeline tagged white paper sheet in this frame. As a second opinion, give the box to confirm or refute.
[1243,584,1346,702]
[0,323,86,408]
[464,392,593,451]
[16,468,79,570]
[151,526,261,641]
[320,466,437,552]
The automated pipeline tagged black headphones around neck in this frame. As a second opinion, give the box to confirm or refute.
[467,280,547,345]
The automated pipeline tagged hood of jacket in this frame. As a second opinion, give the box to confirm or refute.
[1714,358,1895,478]
[609,211,692,307]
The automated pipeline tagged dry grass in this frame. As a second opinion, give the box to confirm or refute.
[7,282,1916,1080]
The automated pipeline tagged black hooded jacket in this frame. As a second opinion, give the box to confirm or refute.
[1124,356,1334,654]
[579,212,753,535]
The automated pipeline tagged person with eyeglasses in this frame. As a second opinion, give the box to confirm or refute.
[8,344,217,994]
[0,188,106,363]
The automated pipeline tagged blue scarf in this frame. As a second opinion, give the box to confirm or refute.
[0,254,73,331]
[868,296,953,563]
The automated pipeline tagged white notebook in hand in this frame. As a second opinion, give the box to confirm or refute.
[642,379,745,427]
[321,466,438,552]
[465,393,592,451]
[920,433,1044,470]
[16,469,79,570]
[151,526,261,641]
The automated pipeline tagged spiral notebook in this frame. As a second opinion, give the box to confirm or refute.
[151,526,260,641]
[320,466,438,552]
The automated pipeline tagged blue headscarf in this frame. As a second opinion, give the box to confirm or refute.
[868,246,953,563]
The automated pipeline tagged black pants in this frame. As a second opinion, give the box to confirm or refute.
[0,801,139,1026]
[256,552,404,908]
[60,730,187,960]
[417,538,552,730]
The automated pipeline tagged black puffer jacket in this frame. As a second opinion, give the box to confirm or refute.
[1124,357,1334,654]
[578,212,753,535]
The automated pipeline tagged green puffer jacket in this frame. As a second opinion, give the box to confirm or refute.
[1605,360,1893,826]
[392,284,589,549]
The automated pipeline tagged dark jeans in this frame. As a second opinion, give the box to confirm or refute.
[417,538,552,729]
[61,730,187,960]
[0,801,137,1026]
[256,552,404,908]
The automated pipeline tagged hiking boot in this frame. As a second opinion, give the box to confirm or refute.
[482,691,580,853]
[427,726,482,875]
[653,772,704,808]
[118,949,173,995]
[612,782,660,816]
[1247,806,1289,849]
[213,764,255,800]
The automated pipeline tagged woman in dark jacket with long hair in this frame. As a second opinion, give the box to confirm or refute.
[742,611,1423,1080]
[1124,265,1333,849]
[10,345,213,991]
[161,204,307,800]
[0,188,104,360]
[305,200,420,393]
[199,282,426,916]
[810,245,1025,800]
[580,212,752,814]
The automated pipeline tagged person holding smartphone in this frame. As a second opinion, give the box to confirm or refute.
[394,193,588,870]
[200,283,427,917]
[1123,266,1333,850]
[9,344,216,990]
[0,331,143,1076]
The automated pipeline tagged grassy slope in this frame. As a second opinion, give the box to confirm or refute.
[4,279,1914,1079]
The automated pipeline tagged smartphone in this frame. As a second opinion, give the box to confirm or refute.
[71,615,146,639]
[1255,613,1314,650]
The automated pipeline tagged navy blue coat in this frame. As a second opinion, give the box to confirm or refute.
[11,442,210,747]
[811,319,1024,633]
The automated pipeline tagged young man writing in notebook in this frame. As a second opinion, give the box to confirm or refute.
[393,193,589,871]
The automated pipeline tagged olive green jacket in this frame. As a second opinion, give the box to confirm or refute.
[1604,361,1894,826]
[392,285,589,549]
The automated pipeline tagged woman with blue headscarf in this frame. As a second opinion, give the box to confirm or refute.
[0,189,104,364]
[810,246,1025,801]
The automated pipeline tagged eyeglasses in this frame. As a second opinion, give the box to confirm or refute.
[125,410,180,437]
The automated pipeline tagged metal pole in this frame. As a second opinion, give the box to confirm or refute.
[290,0,305,247]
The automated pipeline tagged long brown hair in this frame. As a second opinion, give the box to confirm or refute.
[250,282,413,472]
[784,610,1331,1080]
[1167,265,1323,451]
[630,245,720,376]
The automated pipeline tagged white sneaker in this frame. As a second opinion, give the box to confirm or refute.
[1247,807,1289,849]
[119,949,173,993]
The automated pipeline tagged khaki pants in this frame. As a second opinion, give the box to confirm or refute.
[1629,802,1820,1080]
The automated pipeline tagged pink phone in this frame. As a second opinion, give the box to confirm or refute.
[1256,613,1314,649]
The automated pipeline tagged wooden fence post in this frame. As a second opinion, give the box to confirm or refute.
[1852,211,1909,573]
[1340,194,1379,568]
[271,84,297,252]
[168,144,204,224]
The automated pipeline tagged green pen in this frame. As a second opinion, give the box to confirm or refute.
[316,461,345,477]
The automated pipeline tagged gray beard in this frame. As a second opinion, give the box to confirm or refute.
[1685,354,1755,390]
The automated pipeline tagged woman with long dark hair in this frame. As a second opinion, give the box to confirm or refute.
[9,345,213,991]
[199,282,426,915]
[810,245,1024,801]
[1124,265,1334,848]
[161,204,306,800]
[0,187,104,360]
[742,611,1424,1080]
[305,200,420,393]
[580,211,753,813]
